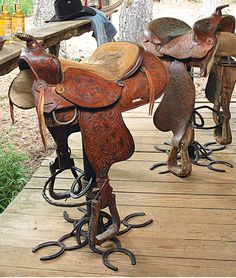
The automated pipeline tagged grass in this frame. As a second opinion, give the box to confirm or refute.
[0,138,29,213]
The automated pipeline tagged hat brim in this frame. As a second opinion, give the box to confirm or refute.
[48,7,96,22]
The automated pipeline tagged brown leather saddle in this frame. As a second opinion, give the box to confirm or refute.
[9,34,168,253]
[143,5,236,176]
[144,5,234,76]
[10,34,165,114]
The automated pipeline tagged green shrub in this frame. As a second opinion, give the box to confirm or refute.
[0,141,29,213]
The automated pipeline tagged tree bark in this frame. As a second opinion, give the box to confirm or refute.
[119,0,153,43]
[33,0,55,27]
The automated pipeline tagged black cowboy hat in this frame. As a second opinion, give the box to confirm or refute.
[49,0,96,22]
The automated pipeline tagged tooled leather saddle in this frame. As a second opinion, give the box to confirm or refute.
[143,5,236,172]
[144,5,235,76]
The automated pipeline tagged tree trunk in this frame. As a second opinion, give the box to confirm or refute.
[119,0,153,43]
[201,0,224,17]
[33,0,55,27]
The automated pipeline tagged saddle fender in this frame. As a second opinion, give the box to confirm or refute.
[153,60,195,149]
[79,104,135,244]
[79,104,135,178]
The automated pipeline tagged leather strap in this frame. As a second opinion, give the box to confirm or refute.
[37,85,47,150]
[141,66,156,116]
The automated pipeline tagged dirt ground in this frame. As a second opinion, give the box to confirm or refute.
[0,1,236,175]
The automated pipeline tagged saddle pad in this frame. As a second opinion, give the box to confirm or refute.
[8,69,35,109]
[60,42,143,81]
[55,67,122,109]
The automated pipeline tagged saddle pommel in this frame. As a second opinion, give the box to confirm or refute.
[18,34,63,85]
[15,33,41,49]
[193,5,229,43]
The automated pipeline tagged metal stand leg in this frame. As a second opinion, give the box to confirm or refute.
[151,106,233,174]
[33,144,153,271]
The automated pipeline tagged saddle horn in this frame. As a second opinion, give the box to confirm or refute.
[213,4,229,16]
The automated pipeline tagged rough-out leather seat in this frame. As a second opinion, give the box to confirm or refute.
[144,17,192,45]
[60,42,144,81]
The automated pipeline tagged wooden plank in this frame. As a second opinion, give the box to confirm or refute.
[0,214,236,261]
[1,246,236,277]
[33,160,236,184]
[125,102,236,112]
[44,148,236,160]
[65,138,236,153]
[68,129,236,148]
[2,212,236,242]
[0,265,108,277]
[7,188,236,210]
[0,41,24,65]
[5,200,236,225]
[25,177,236,196]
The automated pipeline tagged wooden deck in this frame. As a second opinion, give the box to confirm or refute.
[1,101,236,277]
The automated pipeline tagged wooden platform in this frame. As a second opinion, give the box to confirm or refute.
[1,101,236,277]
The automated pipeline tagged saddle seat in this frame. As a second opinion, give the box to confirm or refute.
[60,42,144,81]
[144,17,192,45]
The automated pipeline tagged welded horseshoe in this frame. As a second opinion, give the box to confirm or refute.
[89,237,121,255]
[58,231,88,251]
[193,105,223,130]
[154,145,169,153]
[150,162,170,174]
[32,241,66,260]
[123,212,153,228]
[103,247,136,271]
[63,211,79,223]
[99,211,113,233]
[69,176,93,199]
[192,110,205,129]
[207,160,233,172]
[69,216,90,236]
[204,141,226,152]
[117,224,131,236]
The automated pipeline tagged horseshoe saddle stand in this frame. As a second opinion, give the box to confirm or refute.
[9,33,170,270]
[143,5,235,174]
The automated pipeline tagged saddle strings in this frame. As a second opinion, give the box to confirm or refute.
[141,66,156,116]
[37,84,47,150]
